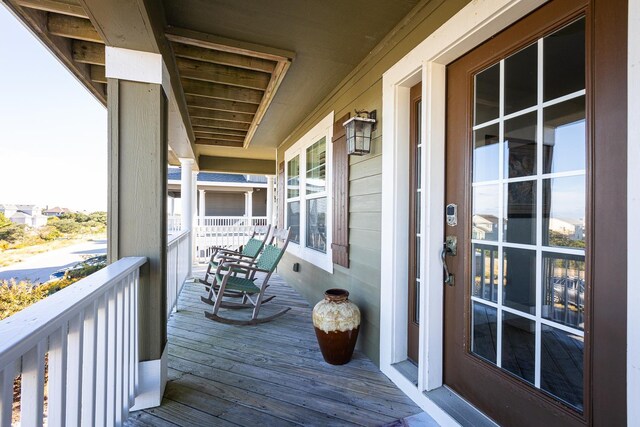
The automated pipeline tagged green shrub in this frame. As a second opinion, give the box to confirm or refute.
[38,226,61,241]
[0,224,26,243]
[50,219,82,234]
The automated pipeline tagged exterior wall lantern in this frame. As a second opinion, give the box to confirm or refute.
[344,110,377,156]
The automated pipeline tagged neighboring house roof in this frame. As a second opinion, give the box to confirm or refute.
[10,212,31,219]
[168,168,268,185]
[0,204,17,210]
[43,207,70,214]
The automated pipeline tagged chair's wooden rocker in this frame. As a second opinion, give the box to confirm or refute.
[197,224,271,298]
[204,228,291,325]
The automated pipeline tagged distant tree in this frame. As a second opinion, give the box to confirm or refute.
[89,211,107,225]
[0,223,26,243]
[50,219,82,234]
[0,213,11,229]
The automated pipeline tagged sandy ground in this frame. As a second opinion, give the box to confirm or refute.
[0,239,107,284]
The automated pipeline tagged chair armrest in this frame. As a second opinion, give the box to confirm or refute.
[220,262,268,274]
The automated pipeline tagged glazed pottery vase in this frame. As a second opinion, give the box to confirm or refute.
[312,288,361,365]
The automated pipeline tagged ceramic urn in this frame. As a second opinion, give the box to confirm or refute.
[312,288,361,365]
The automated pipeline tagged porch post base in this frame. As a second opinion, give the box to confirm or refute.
[131,345,168,411]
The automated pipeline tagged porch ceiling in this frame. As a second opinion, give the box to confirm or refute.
[3,0,420,167]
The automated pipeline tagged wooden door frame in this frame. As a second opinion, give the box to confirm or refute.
[380,0,628,424]
[407,82,422,363]
[444,2,599,425]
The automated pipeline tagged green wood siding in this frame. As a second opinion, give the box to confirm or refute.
[277,0,470,365]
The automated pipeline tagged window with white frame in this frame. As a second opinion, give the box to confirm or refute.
[284,112,334,272]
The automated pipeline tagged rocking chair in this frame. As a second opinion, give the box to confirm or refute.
[196,224,271,296]
[204,228,291,325]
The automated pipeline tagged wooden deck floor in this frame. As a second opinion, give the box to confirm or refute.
[126,266,423,426]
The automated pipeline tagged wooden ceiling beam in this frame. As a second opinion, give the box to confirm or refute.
[15,0,88,18]
[182,80,263,105]
[90,64,106,83]
[166,27,295,63]
[188,107,254,124]
[191,127,247,137]
[171,42,276,74]
[47,13,102,43]
[195,139,243,148]
[71,39,104,65]
[184,94,257,115]
[191,118,250,131]
[177,57,270,91]
[193,133,245,143]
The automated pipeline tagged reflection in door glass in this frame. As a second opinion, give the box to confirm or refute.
[543,97,586,174]
[472,244,498,303]
[504,181,537,245]
[505,112,537,178]
[475,63,500,125]
[541,325,584,411]
[473,124,500,182]
[542,176,586,248]
[472,302,497,364]
[470,17,586,412]
[542,253,585,330]
[503,247,536,315]
[473,185,499,241]
[502,313,535,384]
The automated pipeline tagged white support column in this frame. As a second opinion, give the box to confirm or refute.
[266,176,274,225]
[246,190,253,223]
[198,189,206,219]
[180,159,194,232]
[180,159,194,277]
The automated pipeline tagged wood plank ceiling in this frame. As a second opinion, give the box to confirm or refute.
[166,29,291,149]
[6,0,292,151]
[11,0,107,102]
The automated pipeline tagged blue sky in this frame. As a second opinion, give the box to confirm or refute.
[0,6,107,212]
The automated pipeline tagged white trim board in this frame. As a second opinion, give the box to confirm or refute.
[379,0,547,423]
[628,0,640,421]
[130,345,167,411]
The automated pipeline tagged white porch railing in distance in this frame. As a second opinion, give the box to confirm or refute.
[167,215,181,234]
[0,257,146,427]
[166,229,190,315]
[194,216,268,263]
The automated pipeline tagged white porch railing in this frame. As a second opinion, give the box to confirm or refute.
[194,216,268,263]
[168,215,182,233]
[0,257,146,427]
[166,229,190,315]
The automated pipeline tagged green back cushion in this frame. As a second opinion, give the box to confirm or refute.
[256,244,284,272]
[242,238,263,257]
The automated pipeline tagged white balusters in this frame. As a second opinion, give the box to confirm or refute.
[0,257,145,427]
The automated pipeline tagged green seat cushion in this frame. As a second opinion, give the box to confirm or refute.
[215,273,260,294]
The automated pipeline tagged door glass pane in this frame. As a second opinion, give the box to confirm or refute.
[472,302,497,363]
[473,185,499,241]
[541,253,585,330]
[504,180,536,245]
[544,18,585,102]
[503,247,536,315]
[542,176,586,248]
[475,64,500,125]
[287,201,300,243]
[473,124,499,182]
[468,17,586,411]
[505,44,537,115]
[543,96,586,174]
[505,112,537,178]
[306,198,326,252]
[541,325,584,411]
[502,312,535,384]
[472,244,498,303]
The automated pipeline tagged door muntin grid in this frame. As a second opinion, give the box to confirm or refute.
[470,17,586,412]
